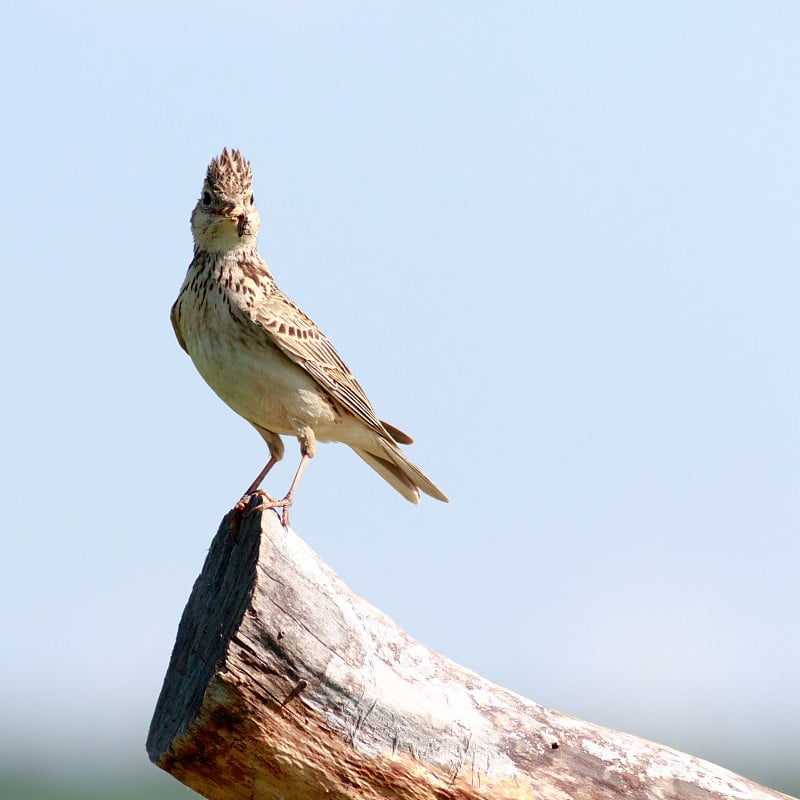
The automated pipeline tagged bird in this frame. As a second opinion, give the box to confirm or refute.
[171,148,448,527]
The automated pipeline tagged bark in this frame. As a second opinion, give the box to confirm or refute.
[147,501,793,800]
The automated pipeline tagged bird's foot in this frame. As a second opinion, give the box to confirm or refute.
[234,489,275,513]
[258,496,293,529]
[231,490,274,537]
[236,490,293,528]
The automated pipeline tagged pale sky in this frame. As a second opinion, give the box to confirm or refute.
[2,2,798,796]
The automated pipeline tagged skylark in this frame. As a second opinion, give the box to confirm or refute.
[171,148,448,526]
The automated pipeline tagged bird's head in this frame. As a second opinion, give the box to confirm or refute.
[191,148,261,251]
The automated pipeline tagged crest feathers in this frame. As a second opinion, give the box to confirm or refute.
[206,148,253,196]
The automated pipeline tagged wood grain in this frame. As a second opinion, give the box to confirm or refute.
[148,502,792,800]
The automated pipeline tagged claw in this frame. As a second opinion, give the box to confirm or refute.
[234,490,293,528]
[252,495,293,529]
[235,489,274,513]
[234,452,309,530]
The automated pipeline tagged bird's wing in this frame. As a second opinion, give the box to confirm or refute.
[170,298,188,353]
[254,292,394,441]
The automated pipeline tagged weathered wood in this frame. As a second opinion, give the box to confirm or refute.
[147,502,793,800]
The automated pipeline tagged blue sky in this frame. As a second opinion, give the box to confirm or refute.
[2,2,798,794]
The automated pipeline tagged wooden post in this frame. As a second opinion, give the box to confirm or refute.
[147,501,793,800]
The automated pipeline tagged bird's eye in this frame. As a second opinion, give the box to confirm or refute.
[202,191,212,206]
[249,194,255,205]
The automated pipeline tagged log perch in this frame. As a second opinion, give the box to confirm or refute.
[147,502,793,800]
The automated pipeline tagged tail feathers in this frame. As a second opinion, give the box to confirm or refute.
[353,439,449,504]
[355,449,421,503]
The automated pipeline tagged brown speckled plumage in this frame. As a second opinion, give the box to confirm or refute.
[171,149,447,525]
[206,148,253,199]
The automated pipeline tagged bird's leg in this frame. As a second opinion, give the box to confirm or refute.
[278,453,310,528]
[235,456,280,512]
[253,427,315,527]
[235,428,285,514]
[244,457,280,496]
[251,453,311,528]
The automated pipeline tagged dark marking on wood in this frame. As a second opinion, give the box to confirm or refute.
[280,679,308,710]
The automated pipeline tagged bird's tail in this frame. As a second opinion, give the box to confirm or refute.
[353,438,448,505]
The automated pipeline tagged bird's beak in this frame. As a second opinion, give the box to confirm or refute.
[215,203,246,219]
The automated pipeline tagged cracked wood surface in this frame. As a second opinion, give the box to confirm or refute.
[147,503,793,800]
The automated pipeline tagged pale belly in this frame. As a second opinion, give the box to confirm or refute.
[179,291,338,438]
